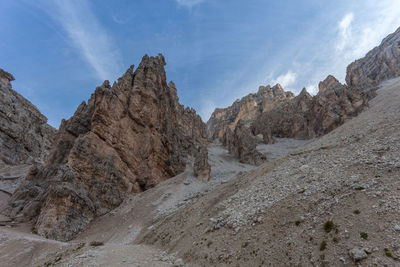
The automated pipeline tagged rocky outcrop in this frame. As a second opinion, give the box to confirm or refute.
[0,68,55,166]
[212,75,368,164]
[207,84,294,141]
[254,77,366,140]
[4,54,210,241]
[318,75,343,93]
[346,26,400,91]
[222,120,264,165]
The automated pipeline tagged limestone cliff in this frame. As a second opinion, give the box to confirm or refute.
[346,26,400,91]
[4,54,210,241]
[0,68,55,166]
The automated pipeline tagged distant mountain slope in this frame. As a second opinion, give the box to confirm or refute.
[207,26,400,164]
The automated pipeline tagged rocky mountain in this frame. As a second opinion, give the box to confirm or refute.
[253,76,366,141]
[346,26,400,91]
[207,26,400,164]
[4,54,210,241]
[207,76,367,165]
[206,84,294,141]
[0,68,55,166]
[208,26,400,165]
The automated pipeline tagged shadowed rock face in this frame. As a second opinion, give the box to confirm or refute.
[4,54,210,241]
[0,68,55,166]
[206,84,294,142]
[222,120,265,165]
[254,80,366,140]
[346,26,400,91]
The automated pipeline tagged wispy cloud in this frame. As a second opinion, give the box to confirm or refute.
[336,12,354,52]
[175,0,205,8]
[46,0,123,81]
[272,70,297,88]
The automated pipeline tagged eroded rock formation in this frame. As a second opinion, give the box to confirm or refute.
[222,120,264,165]
[0,68,55,166]
[346,26,400,91]
[207,84,294,141]
[4,54,210,241]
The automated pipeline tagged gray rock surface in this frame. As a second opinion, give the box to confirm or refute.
[349,248,368,261]
[0,68,55,165]
[207,84,294,142]
[346,26,400,92]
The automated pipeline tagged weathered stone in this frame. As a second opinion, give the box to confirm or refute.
[318,75,343,93]
[222,120,264,165]
[207,84,294,142]
[4,54,210,241]
[346,26,400,91]
[0,68,55,166]
[349,248,368,261]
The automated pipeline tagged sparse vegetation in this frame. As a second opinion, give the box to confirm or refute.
[75,242,85,251]
[354,186,365,191]
[323,221,335,233]
[320,240,327,251]
[207,241,213,247]
[360,232,368,239]
[54,255,62,262]
[31,227,38,235]
[332,237,339,243]
[295,220,301,226]
[89,241,104,247]
[384,248,392,257]
[353,209,360,214]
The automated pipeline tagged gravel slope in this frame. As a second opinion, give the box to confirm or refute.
[140,77,400,266]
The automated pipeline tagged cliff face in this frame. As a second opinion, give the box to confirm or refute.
[0,68,55,166]
[206,84,294,141]
[346,26,400,91]
[5,54,210,241]
[254,77,366,140]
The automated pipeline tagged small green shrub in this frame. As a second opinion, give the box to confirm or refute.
[353,209,360,214]
[90,241,104,247]
[323,221,335,233]
[295,220,301,226]
[360,232,368,239]
[320,240,327,251]
[384,248,392,257]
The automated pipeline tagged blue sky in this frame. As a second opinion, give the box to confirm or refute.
[2,0,400,128]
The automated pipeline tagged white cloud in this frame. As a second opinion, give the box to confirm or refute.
[336,12,354,51]
[272,70,297,88]
[335,1,400,66]
[48,0,123,81]
[175,0,204,8]
[306,84,317,95]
